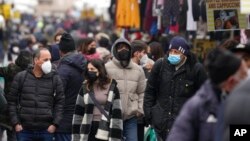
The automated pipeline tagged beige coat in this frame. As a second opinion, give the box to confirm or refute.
[105,58,146,120]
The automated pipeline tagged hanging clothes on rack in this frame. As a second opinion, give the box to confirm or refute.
[192,0,207,22]
[116,0,141,29]
[162,0,180,28]
[178,0,188,33]
[187,0,197,31]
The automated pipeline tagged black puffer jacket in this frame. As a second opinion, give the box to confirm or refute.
[0,50,32,130]
[144,54,207,135]
[7,67,64,130]
[57,52,86,133]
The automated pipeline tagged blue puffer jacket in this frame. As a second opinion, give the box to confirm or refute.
[57,52,86,133]
[167,80,221,141]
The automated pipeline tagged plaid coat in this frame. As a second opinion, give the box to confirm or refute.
[72,80,123,141]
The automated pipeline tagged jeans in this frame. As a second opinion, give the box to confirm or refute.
[54,133,71,141]
[123,117,138,141]
[16,130,53,141]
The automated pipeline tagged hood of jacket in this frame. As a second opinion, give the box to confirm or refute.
[60,52,86,73]
[15,51,33,70]
[111,37,132,60]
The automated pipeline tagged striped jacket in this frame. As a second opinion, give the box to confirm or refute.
[72,80,123,141]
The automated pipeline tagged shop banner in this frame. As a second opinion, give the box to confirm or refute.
[206,0,248,31]
[241,0,250,14]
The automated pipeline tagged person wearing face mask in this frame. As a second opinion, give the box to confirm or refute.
[6,48,65,141]
[55,33,87,141]
[72,59,123,141]
[81,38,101,61]
[25,35,38,53]
[105,38,146,141]
[144,36,207,141]
[167,48,248,141]
[131,40,154,141]
[131,40,155,79]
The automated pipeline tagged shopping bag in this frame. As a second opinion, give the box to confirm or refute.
[144,127,158,141]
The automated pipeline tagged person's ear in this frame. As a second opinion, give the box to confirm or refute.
[33,57,38,65]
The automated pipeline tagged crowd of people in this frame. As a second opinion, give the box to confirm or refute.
[0,24,250,141]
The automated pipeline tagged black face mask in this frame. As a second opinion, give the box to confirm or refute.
[117,49,130,61]
[87,71,98,82]
[147,53,155,60]
[88,48,96,54]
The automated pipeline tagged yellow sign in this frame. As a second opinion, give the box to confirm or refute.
[13,11,21,19]
[81,8,95,19]
[206,0,247,31]
[192,39,216,62]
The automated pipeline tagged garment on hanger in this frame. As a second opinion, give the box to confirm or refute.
[187,0,197,31]
[192,0,207,22]
[162,0,180,28]
[116,0,141,29]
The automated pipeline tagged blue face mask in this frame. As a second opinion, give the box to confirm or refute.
[167,54,181,65]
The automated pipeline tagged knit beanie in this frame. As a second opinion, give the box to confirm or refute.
[205,48,242,85]
[169,36,190,55]
[59,32,75,53]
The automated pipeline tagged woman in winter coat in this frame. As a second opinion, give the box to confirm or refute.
[80,38,100,61]
[72,59,123,141]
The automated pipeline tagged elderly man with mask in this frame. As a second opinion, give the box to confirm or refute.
[144,36,207,141]
[105,38,146,141]
[167,47,248,141]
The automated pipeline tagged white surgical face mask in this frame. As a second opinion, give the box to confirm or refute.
[41,61,52,74]
[140,54,148,66]
[32,44,39,51]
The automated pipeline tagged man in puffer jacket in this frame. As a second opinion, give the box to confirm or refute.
[7,48,64,141]
[105,38,146,141]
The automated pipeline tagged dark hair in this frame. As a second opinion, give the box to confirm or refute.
[85,59,111,90]
[54,30,64,42]
[219,39,239,50]
[76,38,85,52]
[98,37,110,49]
[33,48,49,60]
[81,38,95,54]
[131,40,147,57]
[15,50,33,69]
[149,42,164,61]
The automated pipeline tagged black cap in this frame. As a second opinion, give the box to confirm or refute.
[59,32,75,53]
[205,48,242,85]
